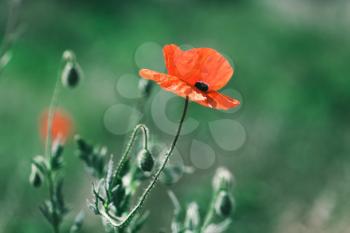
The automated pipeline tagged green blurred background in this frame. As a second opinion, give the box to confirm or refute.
[1,0,350,232]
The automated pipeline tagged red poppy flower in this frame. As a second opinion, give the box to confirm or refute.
[139,44,240,110]
[40,109,73,143]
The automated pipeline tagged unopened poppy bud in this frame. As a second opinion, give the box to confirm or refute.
[61,62,81,88]
[29,163,44,188]
[138,79,153,97]
[212,167,234,192]
[214,191,234,218]
[137,149,154,172]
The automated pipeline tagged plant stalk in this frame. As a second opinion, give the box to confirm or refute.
[200,190,219,232]
[114,124,149,182]
[103,96,190,228]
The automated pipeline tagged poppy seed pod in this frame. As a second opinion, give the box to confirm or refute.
[61,62,81,88]
[29,163,44,188]
[137,149,154,172]
[214,191,234,218]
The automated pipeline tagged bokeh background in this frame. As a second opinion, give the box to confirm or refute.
[1,0,350,232]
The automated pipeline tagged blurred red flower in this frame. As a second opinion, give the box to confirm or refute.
[40,109,73,143]
[139,44,240,110]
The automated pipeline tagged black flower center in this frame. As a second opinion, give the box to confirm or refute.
[67,67,79,87]
[194,81,209,92]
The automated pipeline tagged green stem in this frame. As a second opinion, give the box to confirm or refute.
[104,96,190,228]
[0,0,20,75]
[113,124,149,182]
[46,168,60,233]
[200,189,219,232]
[45,77,62,158]
[43,59,65,233]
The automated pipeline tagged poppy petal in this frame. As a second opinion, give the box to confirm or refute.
[139,69,207,102]
[163,45,233,91]
[40,109,73,142]
[196,48,233,91]
[198,91,240,110]
[163,44,182,77]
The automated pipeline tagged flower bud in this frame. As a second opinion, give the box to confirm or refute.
[212,167,234,192]
[61,62,81,88]
[137,149,154,172]
[29,163,44,188]
[214,191,234,218]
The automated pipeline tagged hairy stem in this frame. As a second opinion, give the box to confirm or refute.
[200,192,218,232]
[105,96,190,228]
[113,124,149,182]
[43,60,64,233]
[45,77,62,158]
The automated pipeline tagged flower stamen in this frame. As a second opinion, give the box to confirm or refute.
[194,81,209,92]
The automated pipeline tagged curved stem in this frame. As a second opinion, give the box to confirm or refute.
[200,190,219,232]
[45,74,62,158]
[107,96,190,229]
[113,124,149,182]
